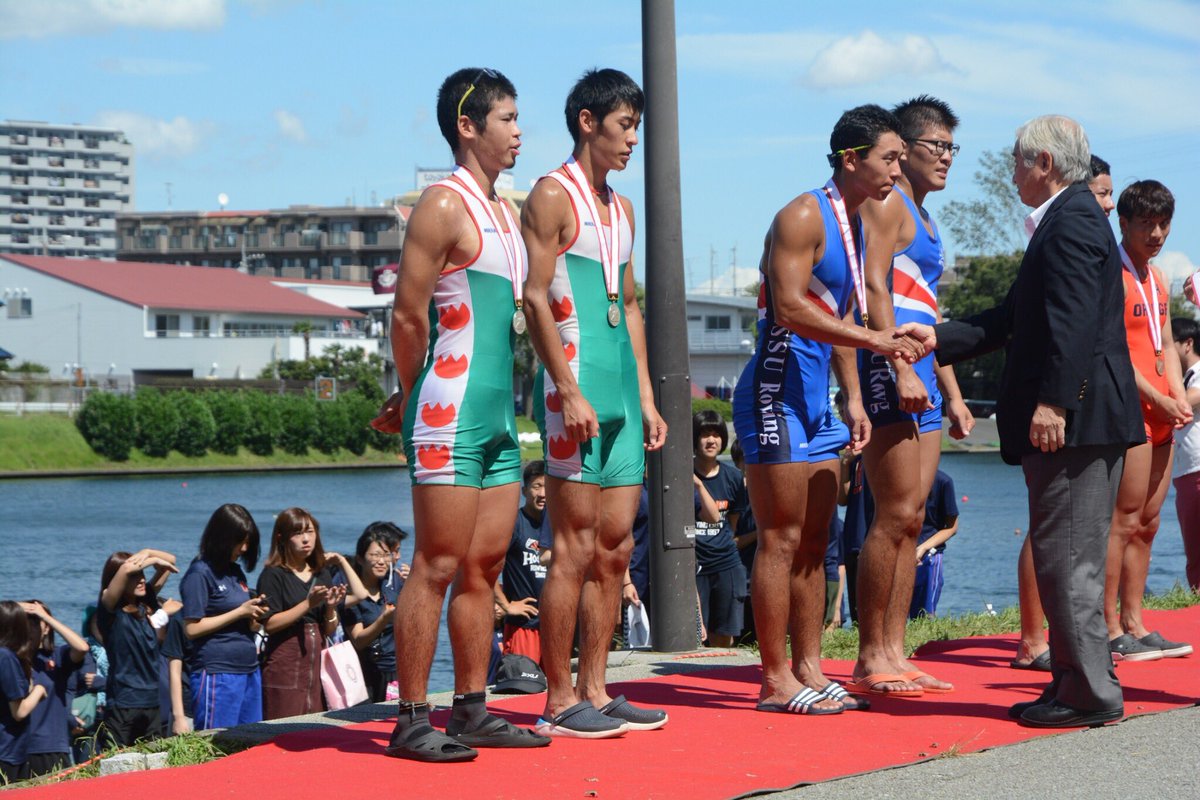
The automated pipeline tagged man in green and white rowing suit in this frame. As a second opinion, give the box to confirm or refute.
[522,68,668,740]
[372,67,548,762]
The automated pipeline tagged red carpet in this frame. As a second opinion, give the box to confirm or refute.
[16,606,1200,799]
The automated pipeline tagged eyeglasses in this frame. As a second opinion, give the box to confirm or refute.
[909,138,961,157]
[457,68,500,119]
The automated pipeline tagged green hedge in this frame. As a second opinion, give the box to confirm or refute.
[691,397,733,420]
[74,387,394,462]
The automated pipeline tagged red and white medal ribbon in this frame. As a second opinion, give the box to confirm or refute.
[1121,245,1161,356]
[564,156,623,321]
[822,180,867,324]
[453,165,526,330]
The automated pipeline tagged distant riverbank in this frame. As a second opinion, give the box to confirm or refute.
[0,412,544,477]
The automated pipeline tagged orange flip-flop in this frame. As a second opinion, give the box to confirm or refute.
[845,673,924,697]
[903,669,954,693]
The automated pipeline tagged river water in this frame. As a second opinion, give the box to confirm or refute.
[0,452,1190,692]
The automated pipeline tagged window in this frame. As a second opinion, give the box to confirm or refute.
[49,195,64,206]
[12,175,27,185]
[83,178,98,188]
[85,197,99,208]
[48,136,64,147]
[84,235,100,246]
[83,158,99,169]
[12,194,28,205]
[48,176,65,187]
[193,316,211,337]
[11,134,27,145]
[11,154,28,165]
[49,215,65,226]
[7,297,32,319]
[85,217,99,227]
[705,315,732,331]
[48,156,64,167]
[154,314,180,338]
[84,138,99,149]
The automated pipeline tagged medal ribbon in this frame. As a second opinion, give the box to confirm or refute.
[564,156,622,301]
[452,166,524,310]
[1120,245,1162,355]
[822,180,867,323]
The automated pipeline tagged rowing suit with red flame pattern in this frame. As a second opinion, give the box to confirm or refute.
[532,164,644,487]
[401,167,524,486]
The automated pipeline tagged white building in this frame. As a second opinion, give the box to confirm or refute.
[1,121,134,260]
[0,255,372,382]
[685,293,758,399]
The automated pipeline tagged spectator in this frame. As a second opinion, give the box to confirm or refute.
[180,504,267,731]
[824,517,845,630]
[1,602,46,784]
[909,470,959,619]
[692,410,748,648]
[257,508,362,720]
[836,391,874,624]
[97,549,177,746]
[494,461,550,663]
[1171,316,1200,591]
[343,523,405,702]
[729,440,758,642]
[160,614,192,736]
[22,601,88,777]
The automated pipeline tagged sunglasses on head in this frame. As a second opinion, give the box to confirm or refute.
[457,68,500,119]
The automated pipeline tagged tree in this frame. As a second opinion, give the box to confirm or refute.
[292,320,314,361]
[939,252,1023,402]
[939,149,1027,256]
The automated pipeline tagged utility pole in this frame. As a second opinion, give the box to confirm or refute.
[642,0,697,652]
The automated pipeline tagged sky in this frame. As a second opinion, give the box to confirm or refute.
[3,0,1198,288]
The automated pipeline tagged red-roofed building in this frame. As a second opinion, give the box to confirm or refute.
[0,255,375,382]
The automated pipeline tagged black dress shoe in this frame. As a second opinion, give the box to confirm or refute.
[1018,700,1123,728]
[1007,699,1041,719]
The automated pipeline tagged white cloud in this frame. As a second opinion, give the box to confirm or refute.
[0,0,225,39]
[93,110,214,158]
[677,31,829,74]
[805,30,952,89]
[97,57,209,77]
[273,110,308,143]
[1155,250,1197,285]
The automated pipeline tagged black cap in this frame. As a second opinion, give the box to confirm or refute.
[492,654,547,694]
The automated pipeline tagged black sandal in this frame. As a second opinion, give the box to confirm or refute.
[385,721,478,763]
[450,714,551,748]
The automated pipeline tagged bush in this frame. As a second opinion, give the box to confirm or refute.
[313,399,350,454]
[172,392,216,457]
[691,397,733,421]
[277,394,318,455]
[204,391,251,455]
[135,389,181,458]
[243,391,282,456]
[340,394,377,456]
[76,391,136,461]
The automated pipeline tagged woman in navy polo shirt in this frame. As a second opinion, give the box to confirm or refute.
[342,523,405,702]
[1,601,47,784]
[22,601,89,777]
[96,547,178,746]
[179,504,268,731]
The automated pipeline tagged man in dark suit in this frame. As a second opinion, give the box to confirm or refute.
[903,115,1142,727]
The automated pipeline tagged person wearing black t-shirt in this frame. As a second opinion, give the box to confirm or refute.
[693,411,748,648]
[494,461,552,663]
[257,508,365,720]
[343,523,406,702]
[96,547,178,747]
[180,504,268,731]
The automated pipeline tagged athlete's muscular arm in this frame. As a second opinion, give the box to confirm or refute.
[860,193,930,412]
[620,200,667,451]
[767,195,922,362]
[521,178,599,442]
[934,307,975,439]
[372,189,466,433]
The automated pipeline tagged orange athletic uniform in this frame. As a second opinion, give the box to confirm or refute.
[1122,266,1172,446]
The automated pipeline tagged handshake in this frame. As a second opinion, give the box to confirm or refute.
[873,322,937,363]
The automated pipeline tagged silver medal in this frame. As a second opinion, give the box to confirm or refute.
[512,310,526,334]
[607,302,620,328]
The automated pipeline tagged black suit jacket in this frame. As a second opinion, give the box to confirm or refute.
[935,182,1142,465]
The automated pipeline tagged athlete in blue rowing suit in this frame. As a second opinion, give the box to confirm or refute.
[731,105,928,717]
[853,96,974,698]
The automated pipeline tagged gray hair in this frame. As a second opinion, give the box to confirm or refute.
[1014,115,1091,184]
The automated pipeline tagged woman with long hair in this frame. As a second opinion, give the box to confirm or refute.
[97,548,177,746]
[257,508,364,719]
[180,504,269,731]
[1,601,47,784]
[22,601,89,777]
[343,523,407,702]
